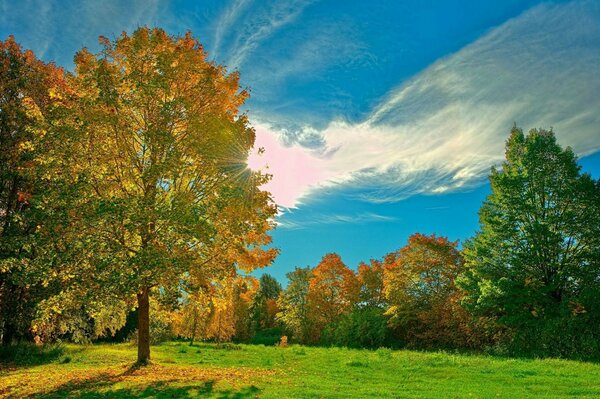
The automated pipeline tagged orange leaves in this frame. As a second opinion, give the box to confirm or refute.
[266,298,279,322]
[16,191,32,204]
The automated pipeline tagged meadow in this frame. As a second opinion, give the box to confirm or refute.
[1,342,599,398]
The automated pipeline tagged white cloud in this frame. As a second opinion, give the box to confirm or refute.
[255,1,600,207]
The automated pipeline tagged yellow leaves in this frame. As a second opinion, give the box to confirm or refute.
[21,96,43,120]
[4,360,277,398]
[48,86,63,100]
[18,140,35,153]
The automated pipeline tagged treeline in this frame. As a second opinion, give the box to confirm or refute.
[1,31,599,362]
[148,126,600,361]
[172,235,466,350]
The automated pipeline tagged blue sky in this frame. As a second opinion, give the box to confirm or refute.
[2,0,599,282]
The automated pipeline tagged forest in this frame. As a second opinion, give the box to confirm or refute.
[1,27,599,398]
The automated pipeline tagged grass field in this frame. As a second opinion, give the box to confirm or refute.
[1,342,599,398]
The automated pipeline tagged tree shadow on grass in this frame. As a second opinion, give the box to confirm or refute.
[0,343,74,367]
[28,371,261,399]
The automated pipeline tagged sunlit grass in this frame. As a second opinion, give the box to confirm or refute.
[1,342,599,398]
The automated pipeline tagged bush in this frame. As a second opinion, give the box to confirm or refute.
[321,307,389,349]
[250,327,284,346]
[496,315,600,361]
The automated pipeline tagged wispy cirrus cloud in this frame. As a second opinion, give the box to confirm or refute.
[0,0,165,67]
[219,0,315,70]
[251,0,600,207]
[211,0,252,60]
[277,211,397,230]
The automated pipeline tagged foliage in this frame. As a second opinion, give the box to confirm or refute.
[0,36,69,344]
[249,327,284,346]
[171,286,214,346]
[357,259,386,308]
[233,276,260,342]
[459,126,600,359]
[32,291,128,343]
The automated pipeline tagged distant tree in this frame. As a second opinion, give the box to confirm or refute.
[276,267,312,343]
[172,286,212,346]
[318,258,389,349]
[233,276,260,342]
[357,259,386,308]
[172,275,258,345]
[36,28,277,363]
[384,233,465,347]
[459,127,600,358]
[249,274,282,332]
[204,279,238,343]
[307,253,359,342]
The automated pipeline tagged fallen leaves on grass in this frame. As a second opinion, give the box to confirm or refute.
[0,362,275,398]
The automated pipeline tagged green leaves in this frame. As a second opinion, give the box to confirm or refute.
[459,126,600,357]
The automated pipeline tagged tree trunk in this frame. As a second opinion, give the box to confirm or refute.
[189,308,197,346]
[137,287,151,364]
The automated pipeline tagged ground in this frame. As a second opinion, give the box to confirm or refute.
[1,342,599,398]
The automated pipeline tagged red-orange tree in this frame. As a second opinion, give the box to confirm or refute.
[307,253,359,341]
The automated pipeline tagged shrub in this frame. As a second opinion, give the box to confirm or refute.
[250,327,284,346]
[321,307,389,349]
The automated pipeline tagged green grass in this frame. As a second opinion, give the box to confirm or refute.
[1,342,599,398]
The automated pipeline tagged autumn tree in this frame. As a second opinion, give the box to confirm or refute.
[319,259,388,348]
[172,286,213,346]
[233,275,260,342]
[357,259,386,308]
[276,267,312,343]
[459,127,600,358]
[0,37,70,343]
[306,253,359,342]
[39,28,277,363]
[204,279,237,343]
[384,233,466,347]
